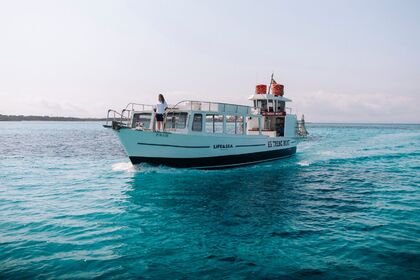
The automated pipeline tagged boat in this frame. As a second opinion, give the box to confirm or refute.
[104,78,307,169]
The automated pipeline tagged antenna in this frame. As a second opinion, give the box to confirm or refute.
[267,73,274,95]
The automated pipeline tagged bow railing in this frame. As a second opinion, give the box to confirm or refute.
[105,103,155,128]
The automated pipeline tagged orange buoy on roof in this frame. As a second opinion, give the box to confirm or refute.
[255,84,267,94]
[272,84,284,96]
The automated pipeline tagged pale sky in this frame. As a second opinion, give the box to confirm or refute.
[0,0,419,123]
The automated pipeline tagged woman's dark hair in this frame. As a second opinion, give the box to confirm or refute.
[158,94,165,103]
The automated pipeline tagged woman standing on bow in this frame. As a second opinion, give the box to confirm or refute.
[155,94,167,131]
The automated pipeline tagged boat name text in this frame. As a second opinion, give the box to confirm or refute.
[213,144,233,149]
[155,132,169,137]
[268,140,290,147]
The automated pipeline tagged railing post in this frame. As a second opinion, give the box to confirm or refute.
[106,109,110,125]
[121,109,125,125]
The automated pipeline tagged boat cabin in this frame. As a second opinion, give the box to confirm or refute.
[126,99,296,138]
[247,88,295,137]
[104,81,298,138]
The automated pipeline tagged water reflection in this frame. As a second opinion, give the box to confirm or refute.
[111,161,312,276]
[124,159,307,225]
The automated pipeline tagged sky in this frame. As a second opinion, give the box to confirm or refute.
[0,0,419,123]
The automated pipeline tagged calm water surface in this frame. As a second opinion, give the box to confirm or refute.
[1,122,419,279]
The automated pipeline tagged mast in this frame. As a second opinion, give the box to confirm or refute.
[267,73,274,95]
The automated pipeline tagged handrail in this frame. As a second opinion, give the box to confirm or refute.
[124,103,155,112]
[170,100,253,113]
[120,103,155,127]
[105,100,295,131]
[162,100,254,132]
[105,109,128,127]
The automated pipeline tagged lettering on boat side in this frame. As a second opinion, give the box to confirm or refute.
[155,132,169,137]
[213,144,233,149]
[268,140,290,148]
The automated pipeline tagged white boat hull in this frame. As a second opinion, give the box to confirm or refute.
[114,128,297,169]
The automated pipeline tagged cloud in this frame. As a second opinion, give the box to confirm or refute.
[293,90,419,123]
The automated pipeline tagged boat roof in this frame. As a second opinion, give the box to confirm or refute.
[124,96,292,116]
[248,94,292,102]
[123,100,254,115]
[173,100,252,115]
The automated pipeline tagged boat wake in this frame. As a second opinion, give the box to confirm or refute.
[297,160,311,166]
[111,161,207,174]
[111,162,136,172]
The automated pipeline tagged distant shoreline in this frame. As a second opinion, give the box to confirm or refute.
[0,114,106,122]
[0,114,418,125]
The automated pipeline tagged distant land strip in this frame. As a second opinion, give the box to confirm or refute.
[0,114,106,121]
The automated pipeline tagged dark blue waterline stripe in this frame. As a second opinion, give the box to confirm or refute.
[201,155,293,169]
[129,147,296,169]
[137,142,210,148]
[235,144,266,147]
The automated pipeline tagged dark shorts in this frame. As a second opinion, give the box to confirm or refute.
[156,114,164,121]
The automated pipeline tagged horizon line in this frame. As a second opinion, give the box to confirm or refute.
[0,114,418,125]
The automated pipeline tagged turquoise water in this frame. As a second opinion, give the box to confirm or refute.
[1,122,419,279]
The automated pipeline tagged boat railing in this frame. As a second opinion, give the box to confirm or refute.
[124,103,155,112]
[105,101,294,130]
[105,103,155,128]
[105,109,129,127]
[168,100,252,114]
[252,107,293,115]
[162,100,253,132]
[122,103,155,127]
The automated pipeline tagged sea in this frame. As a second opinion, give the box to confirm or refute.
[0,122,419,279]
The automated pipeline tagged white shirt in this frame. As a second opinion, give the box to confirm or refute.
[156,101,167,114]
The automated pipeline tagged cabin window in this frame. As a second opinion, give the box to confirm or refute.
[192,114,202,131]
[264,116,271,130]
[206,114,224,133]
[258,100,268,112]
[268,100,274,112]
[205,115,214,133]
[276,117,285,136]
[278,101,285,112]
[225,115,244,135]
[226,115,235,134]
[132,113,152,129]
[165,112,188,129]
[236,116,244,134]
